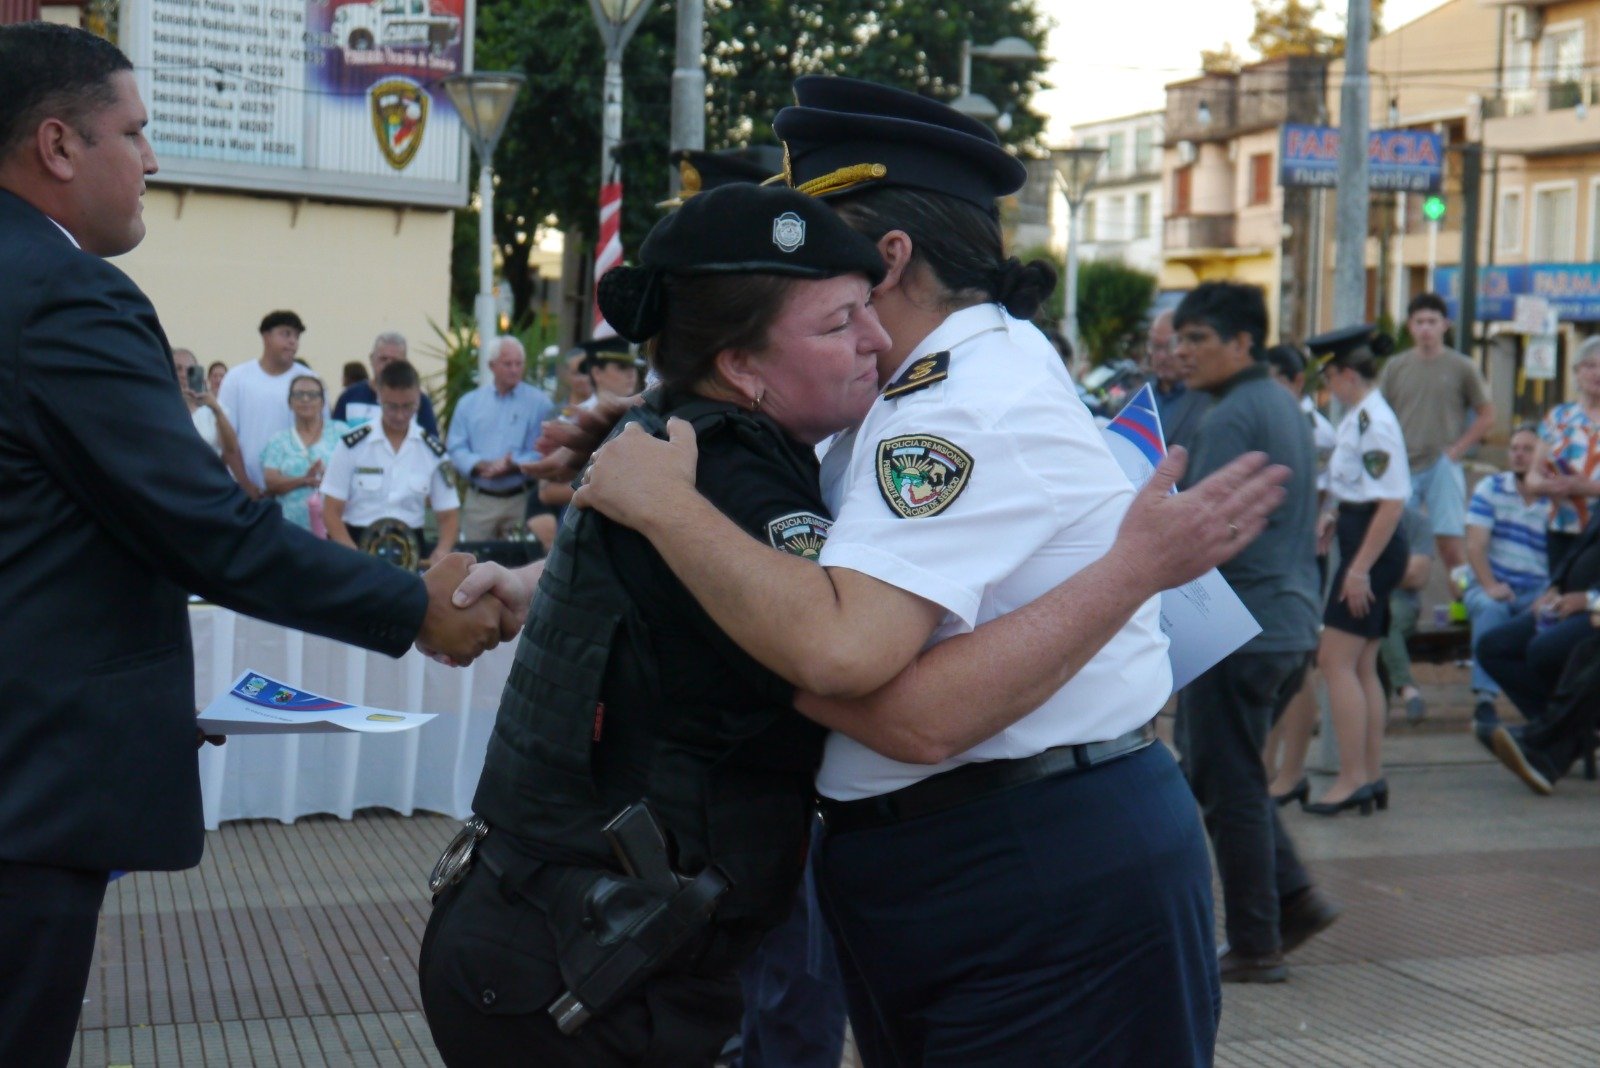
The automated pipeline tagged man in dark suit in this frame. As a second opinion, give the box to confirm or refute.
[0,23,509,1065]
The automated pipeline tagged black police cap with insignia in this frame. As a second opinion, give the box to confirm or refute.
[1304,323,1396,370]
[772,76,1027,209]
[659,146,785,208]
[576,336,643,372]
[596,183,886,344]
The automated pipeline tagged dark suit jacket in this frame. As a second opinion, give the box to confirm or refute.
[0,190,429,872]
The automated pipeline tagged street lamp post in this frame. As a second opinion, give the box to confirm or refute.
[441,72,525,378]
[1052,146,1106,359]
[951,36,1039,126]
[588,0,651,336]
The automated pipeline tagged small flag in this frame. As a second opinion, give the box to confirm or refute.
[1105,383,1168,471]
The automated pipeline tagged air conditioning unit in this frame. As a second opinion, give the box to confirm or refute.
[1510,5,1542,43]
[1177,140,1196,165]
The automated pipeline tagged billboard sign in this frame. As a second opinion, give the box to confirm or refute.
[1279,124,1444,192]
[1437,263,1600,323]
[124,0,473,207]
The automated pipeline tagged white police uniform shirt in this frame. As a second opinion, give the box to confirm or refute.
[814,304,1172,802]
[1328,389,1411,505]
[322,421,460,529]
[1302,395,1337,495]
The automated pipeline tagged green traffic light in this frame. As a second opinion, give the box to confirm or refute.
[1422,195,1446,222]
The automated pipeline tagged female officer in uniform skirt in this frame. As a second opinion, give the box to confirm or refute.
[417,183,894,1066]
[577,77,1221,1066]
[1305,325,1411,815]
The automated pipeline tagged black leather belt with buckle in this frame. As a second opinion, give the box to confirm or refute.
[815,722,1156,836]
[473,484,527,498]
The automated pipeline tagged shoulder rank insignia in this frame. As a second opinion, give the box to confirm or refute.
[1362,450,1390,478]
[422,431,447,459]
[341,424,372,448]
[876,434,973,518]
[881,351,950,401]
[1357,410,1370,435]
[766,511,831,559]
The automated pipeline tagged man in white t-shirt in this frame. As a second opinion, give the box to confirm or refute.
[218,309,317,496]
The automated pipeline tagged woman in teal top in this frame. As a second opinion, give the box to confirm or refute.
[260,373,347,532]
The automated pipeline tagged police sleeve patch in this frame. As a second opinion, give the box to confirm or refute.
[341,424,372,448]
[876,434,973,518]
[1363,450,1390,478]
[1358,410,1371,435]
[766,511,831,558]
[422,431,447,459]
[881,351,950,400]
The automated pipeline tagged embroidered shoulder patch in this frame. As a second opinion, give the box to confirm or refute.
[341,424,372,448]
[766,511,831,558]
[876,434,973,518]
[1363,450,1390,478]
[1357,410,1371,435]
[881,351,950,400]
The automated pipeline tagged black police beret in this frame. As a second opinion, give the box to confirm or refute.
[773,76,1027,209]
[1305,323,1395,369]
[660,146,785,208]
[597,183,886,343]
[259,309,306,334]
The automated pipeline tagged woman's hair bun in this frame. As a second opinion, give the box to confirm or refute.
[597,265,665,343]
[993,256,1058,320]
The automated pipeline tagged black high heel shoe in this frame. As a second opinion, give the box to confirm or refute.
[1368,778,1389,811]
[1272,777,1310,808]
[1303,784,1375,817]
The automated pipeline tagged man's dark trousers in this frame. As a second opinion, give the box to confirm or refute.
[0,862,108,1066]
[1518,628,1600,781]
[1177,651,1312,956]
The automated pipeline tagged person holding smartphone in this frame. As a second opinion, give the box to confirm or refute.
[172,345,252,491]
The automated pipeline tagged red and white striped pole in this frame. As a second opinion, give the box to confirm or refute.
[592,178,622,339]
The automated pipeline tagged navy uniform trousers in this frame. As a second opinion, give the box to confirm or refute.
[813,743,1220,1067]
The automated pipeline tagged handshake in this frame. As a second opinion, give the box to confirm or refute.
[414,553,541,665]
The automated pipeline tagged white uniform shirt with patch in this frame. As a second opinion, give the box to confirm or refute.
[1328,390,1412,504]
[322,422,460,528]
[814,304,1172,802]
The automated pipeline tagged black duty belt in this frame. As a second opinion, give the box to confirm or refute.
[472,484,528,498]
[1337,501,1378,515]
[815,722,1156,836]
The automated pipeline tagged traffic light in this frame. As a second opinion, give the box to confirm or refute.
[1422,195,1446,222]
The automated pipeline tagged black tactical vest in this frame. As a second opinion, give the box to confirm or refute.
[472,393,827,930]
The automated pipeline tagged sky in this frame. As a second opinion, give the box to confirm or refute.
[1036,0,1447,140]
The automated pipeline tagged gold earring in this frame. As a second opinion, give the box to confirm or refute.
[752,390,764,411]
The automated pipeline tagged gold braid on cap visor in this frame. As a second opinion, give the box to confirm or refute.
[793,163,889,197]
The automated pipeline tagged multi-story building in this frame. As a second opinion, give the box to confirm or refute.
[1160,56,1330,342]
[1064,110,1166,276]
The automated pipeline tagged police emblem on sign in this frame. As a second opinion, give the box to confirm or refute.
[766,511,831,558]
[1362,450,1390,478]
[876,435,973,519]
[370,77,429,171]
[772,211,806,253]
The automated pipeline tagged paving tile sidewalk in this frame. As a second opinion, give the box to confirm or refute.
[74,661,1600,1066]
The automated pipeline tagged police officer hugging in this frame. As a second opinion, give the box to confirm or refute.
[417,182,886,1064]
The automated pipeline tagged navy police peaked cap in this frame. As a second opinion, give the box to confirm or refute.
[597,183,886,343]
[576,336,641,371]
[1304,323,1396,370]
[658,146,786,208]
[773,76,1027,209]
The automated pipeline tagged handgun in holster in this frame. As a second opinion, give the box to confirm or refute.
[546,799,730,1036]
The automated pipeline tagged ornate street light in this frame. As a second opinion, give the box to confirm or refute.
[441,72,526,377]
[951,36,1039,125]
[586,0,651,338]
[1052,145,1107,358]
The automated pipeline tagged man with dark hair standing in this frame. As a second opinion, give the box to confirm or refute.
[1172,281,1338,983]
[218,308,317,497]
[1380,292,1495,570]
[0,24,506,1065]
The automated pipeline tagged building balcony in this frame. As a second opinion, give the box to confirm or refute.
[1165,213,1236,252]
[1483,81,1600,154]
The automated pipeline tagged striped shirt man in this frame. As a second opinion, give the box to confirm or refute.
[1466,471,1549,592]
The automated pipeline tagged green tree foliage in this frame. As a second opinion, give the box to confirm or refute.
[459,0,1049,326]
[1076,260,1157,365]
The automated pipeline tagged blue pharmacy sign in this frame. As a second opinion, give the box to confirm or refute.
[1437,264,1600,322]
[1279,124,1444,192]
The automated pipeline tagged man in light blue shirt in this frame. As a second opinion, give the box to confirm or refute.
[447,336,554,540]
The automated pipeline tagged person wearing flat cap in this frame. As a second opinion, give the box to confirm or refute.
[1304,324,1411,817]
[569,76,1265,1065]
[576,337,644,406]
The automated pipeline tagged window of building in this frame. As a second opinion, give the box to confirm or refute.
[1498,189,1523,254]
[1543,22,1585,109]
[1589,181,1600,259]
[1532,183,1576,260]
[1081,199,1098,243]
[1173,167,1192,216]
[1106,132,1126,175]
[1248,153,1273,206]
[1134,127,1156,173]
[1134,192,1152,239]
[1107,195,1126,240]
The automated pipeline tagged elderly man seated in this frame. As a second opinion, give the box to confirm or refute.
[1488,620,1600,795]
[1462,425,1551,738]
